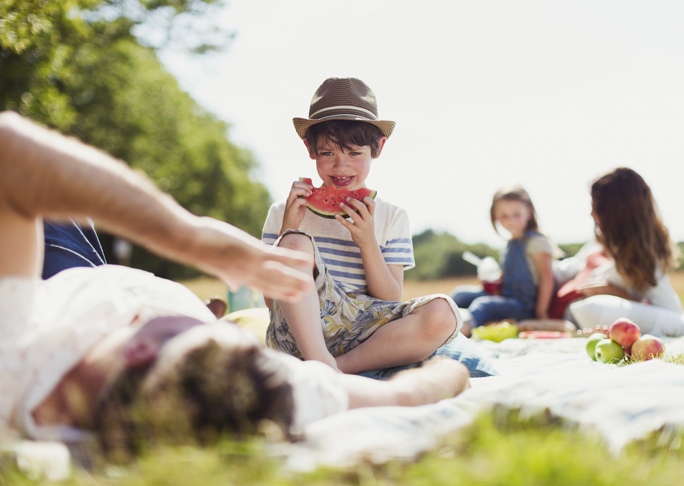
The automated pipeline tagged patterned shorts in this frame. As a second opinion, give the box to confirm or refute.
[266,230,462,359]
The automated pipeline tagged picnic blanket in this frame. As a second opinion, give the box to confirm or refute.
[277,336,684,471]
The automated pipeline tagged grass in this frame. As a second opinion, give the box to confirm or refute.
[3,413,684,485]
[181,273,684,307]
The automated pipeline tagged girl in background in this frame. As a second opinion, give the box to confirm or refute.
[451,186,556,334]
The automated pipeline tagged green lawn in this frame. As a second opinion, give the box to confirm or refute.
[3,413,684,485]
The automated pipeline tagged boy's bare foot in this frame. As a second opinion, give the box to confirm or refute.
[390,356,470,407]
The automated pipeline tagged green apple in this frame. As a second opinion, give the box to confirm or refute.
[594,339,625,364]
[586,332,607,360]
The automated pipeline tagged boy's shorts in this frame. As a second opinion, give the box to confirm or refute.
[266,230,462,359]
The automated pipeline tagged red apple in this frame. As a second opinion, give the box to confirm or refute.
[631,335,665,361]
[607,318,641,348]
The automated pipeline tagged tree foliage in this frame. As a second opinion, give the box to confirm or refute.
[408,230,500,281]
[1,0,270,279]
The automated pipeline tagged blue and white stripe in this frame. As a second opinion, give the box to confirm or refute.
[261,197,415,294]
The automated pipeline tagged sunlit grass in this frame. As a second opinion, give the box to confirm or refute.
[180,274,684,306]
[4,412,684,485]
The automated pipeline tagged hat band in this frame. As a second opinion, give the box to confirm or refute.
[316,113,378,121]
[310,105,378,121]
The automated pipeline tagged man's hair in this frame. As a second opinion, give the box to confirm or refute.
[591,167,678,291]
[305,120,384,158]
[490,184,539,235]
[93,334,294,461]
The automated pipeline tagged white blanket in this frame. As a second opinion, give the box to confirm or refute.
[278,337,684,471]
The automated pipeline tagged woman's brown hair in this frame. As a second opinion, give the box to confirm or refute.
[591,167,677,291]
[490,185,539,235]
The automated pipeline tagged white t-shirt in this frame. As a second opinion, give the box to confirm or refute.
[553,240,683,313]
[262,197,415,293]
[0,265,216,441]
[0,266,348,441]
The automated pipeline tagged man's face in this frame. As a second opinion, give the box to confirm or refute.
[121,316,207,368]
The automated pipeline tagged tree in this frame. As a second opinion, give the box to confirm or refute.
[1,0,270,279]
[408,230,500,281]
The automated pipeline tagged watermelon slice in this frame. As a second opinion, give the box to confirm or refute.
[299,177,377,219]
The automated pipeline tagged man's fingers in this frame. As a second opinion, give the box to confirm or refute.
[256,261,312,301]
[269,245,313,268]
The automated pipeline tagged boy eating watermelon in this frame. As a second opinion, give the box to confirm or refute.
[261,77,462,373]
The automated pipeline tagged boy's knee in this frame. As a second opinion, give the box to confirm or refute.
[417,299,458,338]
[278,232,314,254]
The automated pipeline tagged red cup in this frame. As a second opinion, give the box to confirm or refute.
[482,279,502,295]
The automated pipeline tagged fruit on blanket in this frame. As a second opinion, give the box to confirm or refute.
[299,177,377,218]
[586,332,607,360]
[607,318,641,348]
[631,335,665,361]
[471,321,518,343]
[594,339,625,364]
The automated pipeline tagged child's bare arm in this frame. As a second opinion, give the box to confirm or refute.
[335,197,403,301]
[279,180,313,235]
[533,252,554,319]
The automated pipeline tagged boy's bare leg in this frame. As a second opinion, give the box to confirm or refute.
[274,233,339,370]
[336,298,458,374]
[339,356,470,409]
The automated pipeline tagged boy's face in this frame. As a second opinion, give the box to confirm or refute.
[306,137,386,191]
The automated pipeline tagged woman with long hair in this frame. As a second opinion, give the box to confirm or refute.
[550,167,683,335]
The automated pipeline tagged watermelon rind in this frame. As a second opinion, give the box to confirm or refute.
[298,177,377,219]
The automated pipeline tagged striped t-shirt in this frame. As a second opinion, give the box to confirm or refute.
[262,197,415,294]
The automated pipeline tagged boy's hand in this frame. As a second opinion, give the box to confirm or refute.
[280,179,313,234]
[335,196,378,248]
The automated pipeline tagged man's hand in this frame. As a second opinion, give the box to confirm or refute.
[0,112,314,301]
[188,217,313,303]
[280,179,313,235]
[334,196,378,249]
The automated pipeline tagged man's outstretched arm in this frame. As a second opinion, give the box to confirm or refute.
[0,112,311,301]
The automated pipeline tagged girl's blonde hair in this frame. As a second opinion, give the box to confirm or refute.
[591,167,678,291]
[490,185,539,235]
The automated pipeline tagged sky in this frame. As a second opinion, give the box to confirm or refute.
[157,0,684,249]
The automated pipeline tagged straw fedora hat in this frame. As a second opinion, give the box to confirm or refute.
[293,77,396,139]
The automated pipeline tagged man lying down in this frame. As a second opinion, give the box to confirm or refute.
[0,112,470,457]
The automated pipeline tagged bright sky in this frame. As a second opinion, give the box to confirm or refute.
[158,0,684,249]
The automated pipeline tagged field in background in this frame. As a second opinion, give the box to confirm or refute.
[181,274,684,307]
